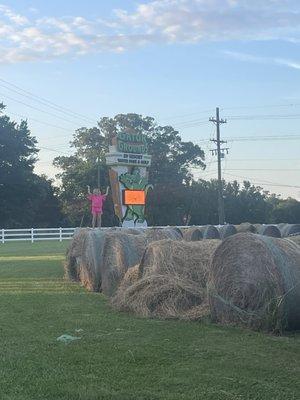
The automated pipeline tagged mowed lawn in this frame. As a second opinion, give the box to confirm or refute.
[0,242,299,400]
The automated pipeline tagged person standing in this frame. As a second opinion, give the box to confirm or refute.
[87,186,109,228]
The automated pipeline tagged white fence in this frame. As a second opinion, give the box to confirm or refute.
[1,228,76,243]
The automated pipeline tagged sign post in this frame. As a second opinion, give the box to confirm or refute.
[105,132,152,228]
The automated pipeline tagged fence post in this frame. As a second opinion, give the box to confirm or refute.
[31,228,34,243]
[1,229,4,244]
[59,227,62,242]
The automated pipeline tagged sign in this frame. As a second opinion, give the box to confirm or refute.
[123,190,146,205]
[116,132,148,154]
[106,152,151,167]
[105,130,152,227]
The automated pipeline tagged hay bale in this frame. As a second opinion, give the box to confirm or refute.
[280,224,300,237]
[173,227,184,238]
[112,239,220,320]
[65,229,147,295]
[235,223,256,233]
[65,228,106,287]
[218,224,237,239]
[287,235,300,247]
[200,225,220,239]
[145,228,182,242]
[182,227,203,241]
[101,232,147,296]
[258,224,281,238]
[119,265,140,288]
[208,233,300,332]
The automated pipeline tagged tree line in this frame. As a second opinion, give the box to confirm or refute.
[1,107,299,228]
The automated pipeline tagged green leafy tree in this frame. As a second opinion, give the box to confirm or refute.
[270,197,300,223]
[0,104,62,228]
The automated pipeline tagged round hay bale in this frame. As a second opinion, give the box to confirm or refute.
[122,228,144,235]
[182,227,203,241]
[235,223,256,233]
[208,233,300,332]
[65,228,147,295]
[278,223,287,229]
[172,227,184,238]
[258,224,281,238]
[145,227,182,242]
[280,224,300,237]
[218,224,237,240]
[287,235,300,247]
[115,265,140,289]
[112,239,220,320]
[253,223,262,232]
[200,225,220,239]
[65,228,105,285]
[101,232,147,296]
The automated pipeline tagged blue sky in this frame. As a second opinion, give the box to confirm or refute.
[1,0,300,199]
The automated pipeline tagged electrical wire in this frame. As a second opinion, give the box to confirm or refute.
[0,77,97,124]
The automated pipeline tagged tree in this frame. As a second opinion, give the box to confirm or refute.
[54,113,205,226]
[271,197,300,224]
[0,104,62,228]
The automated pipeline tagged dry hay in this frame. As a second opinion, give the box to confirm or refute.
[287,235,300,247]
[64,228,108,290]
[65,228,147,295]
[200,225,220,239]
[218,224,237,240]
[257,224,281,238]
[101,232,147,296]
[235,223,257,233]
[208,233,300,332]
[145,227,182,242]
[117,265,140,289]
[112,239,220,320]
[182,227,203,241]
[280,224,300,237]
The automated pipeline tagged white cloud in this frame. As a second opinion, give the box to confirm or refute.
[223,50,300,70]
[0,1,300,63]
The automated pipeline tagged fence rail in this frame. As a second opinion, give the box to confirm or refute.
[1,228,76,243]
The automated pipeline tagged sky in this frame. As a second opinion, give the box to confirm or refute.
[1,0,300,199]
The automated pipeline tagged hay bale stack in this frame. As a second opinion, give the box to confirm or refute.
[145,227,182,242]
[218,224,237,239]
[65,229,147,295]
[235,223,256,233]
[258,224,281,238]
[200,225,220,239]
[208,233,300,332]
[182,227,203,241]
[112,239,220,320]
[280,224,300,237]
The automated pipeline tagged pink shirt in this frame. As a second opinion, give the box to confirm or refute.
[88,194,106,214]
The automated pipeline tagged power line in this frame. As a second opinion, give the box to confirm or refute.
[0,92,84,126]
[226,114,300,120]
[0,77,97,124]
[7,111,75,134]
[226,168,300,171]
[221,103,300,111]
[38,146,73,155]
[223,172,300,189]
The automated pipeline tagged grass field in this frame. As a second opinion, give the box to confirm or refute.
[0,241,299,400]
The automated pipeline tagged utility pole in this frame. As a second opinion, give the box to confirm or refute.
[209,107,229,225]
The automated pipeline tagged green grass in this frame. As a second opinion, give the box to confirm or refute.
[0,241,299,400]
